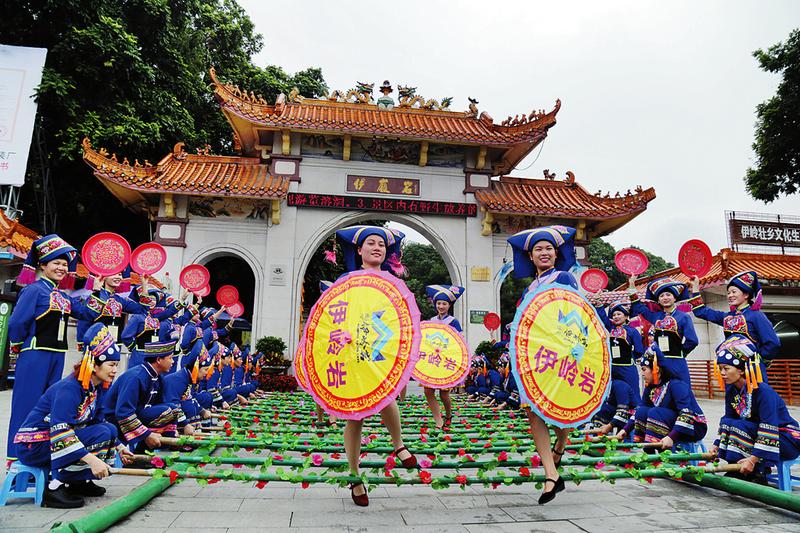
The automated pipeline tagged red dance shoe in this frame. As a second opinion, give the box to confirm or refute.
[394,446,418,469]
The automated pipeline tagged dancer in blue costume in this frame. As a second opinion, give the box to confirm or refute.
[102,341,179,452]
[121,288,186,369]
[333,225,418,507]
[486,354,521,411]
[591,301,644,435]
[14,323,131,508]
[7,235,105,460]
[690,271,780,381]
[423,284,465,429]
[617,347,707,448]
[163,340,211,435]
[75,271,154,351]
[507,225,580,504]
[627,276,698,384]
[711,334,800,484]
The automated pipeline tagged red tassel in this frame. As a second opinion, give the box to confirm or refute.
[85,277,95,291]
[17,265,36,286]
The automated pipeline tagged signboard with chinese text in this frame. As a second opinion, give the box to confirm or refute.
[727,211,800,252]
[287,192,477,217]
[0,45,47,186]
[469,310,489,324]
[346,175,420,197]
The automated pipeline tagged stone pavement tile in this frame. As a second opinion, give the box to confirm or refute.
[238,497,344,512]
[186,485,293,499]
[571,512,696,532]
[107,528,226,533]
[500,502,614,522]
[348,527,469,533]
[294,485,349,498]
[401,507,514,526]
[670,507,799,529]
[466,521,587,533]
[0,507,68,529]
[346,496,446,511]
[229,529,360,533]
[438,494,490,509]
[383,485,474,497]
[141,496,244,512]
[164,484,203,497]
[291,509,405,528]
[171,510,292,528]
[601,495,719,516]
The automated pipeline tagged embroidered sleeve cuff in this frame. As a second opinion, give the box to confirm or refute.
[628,293,639,303]
[689,294,704,310]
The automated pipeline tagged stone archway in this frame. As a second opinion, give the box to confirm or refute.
[189,244,263,341]
[290,211,466,351]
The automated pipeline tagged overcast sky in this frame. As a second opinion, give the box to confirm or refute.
[240,0,799,261]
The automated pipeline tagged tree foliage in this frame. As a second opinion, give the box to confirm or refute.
[402,242,452,319]
[0,0,327,244]
[587,238,674,289]
[745,28,800,202]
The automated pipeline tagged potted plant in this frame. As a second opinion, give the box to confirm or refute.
[256,336,289,375]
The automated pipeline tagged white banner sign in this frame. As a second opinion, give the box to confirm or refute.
[0,45,47,186]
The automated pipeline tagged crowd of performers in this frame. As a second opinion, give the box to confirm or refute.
[5,225,800,511]
[6,235,266,508]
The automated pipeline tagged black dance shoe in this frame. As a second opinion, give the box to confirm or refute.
[538,476,565,505]
[67,480,107,497]
[43,485,85,508]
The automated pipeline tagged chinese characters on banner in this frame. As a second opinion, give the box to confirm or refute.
[287,192,478,217]
[0,45,48,186]
[729,216,800,250]
[347,175,420,196]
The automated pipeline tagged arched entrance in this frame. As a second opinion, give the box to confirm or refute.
[291,211,465,350]
[190,247,260,344]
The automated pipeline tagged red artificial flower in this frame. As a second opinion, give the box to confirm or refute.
[457,448,466,456]
[456,475,468,485]
[150,456,165,468]
[331,453,341,459]
[465,424,473,429]
[255,480,268,489]
[427,454,436,461]
[419,470,433,484]
[464,455,475,462]
[624,463,634,469]
[168,470,179,484]
[247,431,256,439]
[483,442,492,449]
[491,482,500,489]
[244,447,254,452]
[498,451,508,462]
[225,429,232,437]
[652,460,662,468]
[385,456,396,471]
[301,481,310,489]
[444,435,452,442]
[644,477,654,484]
[530,455,541,468]
[470,438,478,443]
[420,435,428,443]
[519,467,531,477]
[224,422,231,429]
[233,463,243,469]
[207,477,220,484]
[273,455,283,461]
[253,416,260,423]
[595,461,606,469]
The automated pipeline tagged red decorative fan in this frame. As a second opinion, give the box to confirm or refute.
[227,301,245,318]
[483,312,501,331]
[179,264,210,291]
[130,242,167,275]
[82,233,131,277]
[580,268,609,293]
[614,248,649,275]
[216,285,239,307]
[678,239,713,278]
[194,284,210,297]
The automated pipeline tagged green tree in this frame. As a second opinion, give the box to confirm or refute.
[402,242,451,318]
[0,0,327,244]
[745,28,800,202]
[587,238,627,289]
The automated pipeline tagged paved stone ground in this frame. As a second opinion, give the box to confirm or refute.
[1,384,798,532]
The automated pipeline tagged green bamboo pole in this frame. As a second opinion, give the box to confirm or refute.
[109,462,740,487]
[681,469,800,514]
[146,451,712,470]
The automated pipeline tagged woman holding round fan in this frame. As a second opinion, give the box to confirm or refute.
[304,225,418,508]
[506,226,581,505]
